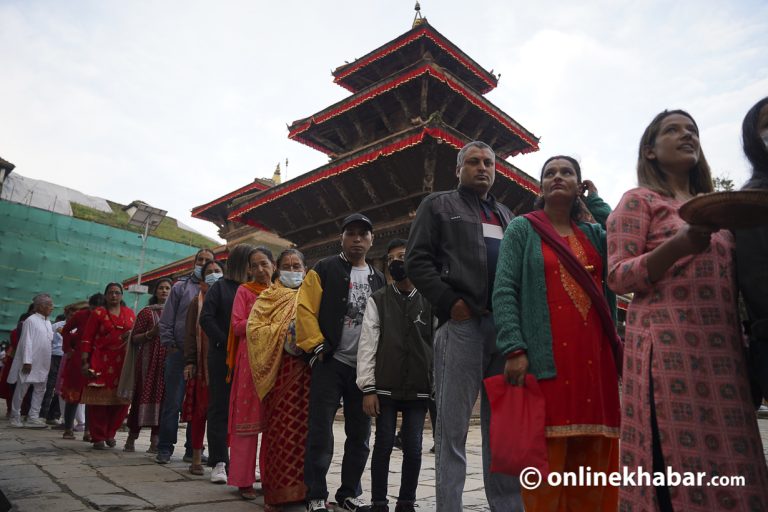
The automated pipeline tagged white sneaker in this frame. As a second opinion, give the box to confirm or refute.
[26,417,48,428]
[9,417,23,428]
[307,499,329,512]
[210,462,227,484]
[338,497,371,511]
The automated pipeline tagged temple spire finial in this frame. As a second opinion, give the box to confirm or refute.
[272,163,281,185]
[412,2,426,27]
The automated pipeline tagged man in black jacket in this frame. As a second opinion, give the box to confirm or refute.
[297,213,386,512]
[406,141,523,511]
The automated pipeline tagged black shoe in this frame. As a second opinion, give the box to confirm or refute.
[371,505,390,512]
[155,451,171,464]
[395,502,416,512]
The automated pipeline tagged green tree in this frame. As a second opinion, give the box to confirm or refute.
[713,174,735,192]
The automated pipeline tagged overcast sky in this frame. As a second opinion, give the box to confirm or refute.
[2,0,766,243]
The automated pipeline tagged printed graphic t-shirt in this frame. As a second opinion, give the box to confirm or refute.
[334,266,372,368]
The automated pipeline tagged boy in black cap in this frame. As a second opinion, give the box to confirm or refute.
[356,238,434,512]
[297,213,385,512]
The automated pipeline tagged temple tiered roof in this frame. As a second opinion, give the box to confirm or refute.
[289,61,538,158]
[332,23,498,94]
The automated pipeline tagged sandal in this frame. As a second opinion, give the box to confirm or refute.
[82,431,92,442]
[93,441,106,450]
[189,464,204,476]
[106,438,117,448]
[62,430,76,440]
[238,487,258,500]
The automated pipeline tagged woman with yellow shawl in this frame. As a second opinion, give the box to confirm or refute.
[247,249,311,510]
[227,246,275,500]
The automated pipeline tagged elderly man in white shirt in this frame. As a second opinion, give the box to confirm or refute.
[7,294,55,428]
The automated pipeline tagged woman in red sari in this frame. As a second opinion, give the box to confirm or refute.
[183,259,224,475]
[60,293,104,440]
[121,278,172,453]
[247,249,311,510]
[494,156,621,511]
[227,246,275,500]
[0,306,34,415]
[80,283,136,450]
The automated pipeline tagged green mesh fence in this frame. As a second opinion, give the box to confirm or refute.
[0,201,199,337]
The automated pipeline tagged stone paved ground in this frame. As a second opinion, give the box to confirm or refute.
[1,404,767,512]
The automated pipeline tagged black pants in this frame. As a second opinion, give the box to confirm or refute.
[206,347,231,467]
[304,357,371,502]
[40,355,62,420]
[371,397,427,504]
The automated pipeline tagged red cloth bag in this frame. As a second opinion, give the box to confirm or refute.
[484,373,549,478]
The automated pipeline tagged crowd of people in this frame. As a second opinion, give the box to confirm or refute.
[2,96,768,512]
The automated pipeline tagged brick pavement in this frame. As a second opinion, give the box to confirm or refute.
[1,404,767,512]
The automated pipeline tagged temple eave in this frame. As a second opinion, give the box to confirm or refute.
[287,62,538,158]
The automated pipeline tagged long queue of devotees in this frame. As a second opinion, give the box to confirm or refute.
[2,99,768,512]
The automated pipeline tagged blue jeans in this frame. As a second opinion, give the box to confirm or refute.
[433,315,523,512]
[157,348,191,455]
[304,357,371,502]
[370,397,427,505]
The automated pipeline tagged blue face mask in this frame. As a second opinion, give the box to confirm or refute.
[279,271,304,289]
[193,265,203,279]
[204,272,223,287]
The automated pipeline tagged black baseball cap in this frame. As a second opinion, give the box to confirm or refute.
[341,213,373,233]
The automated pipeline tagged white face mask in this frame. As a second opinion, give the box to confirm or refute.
[279,271,304,289]
[204,272,223,287]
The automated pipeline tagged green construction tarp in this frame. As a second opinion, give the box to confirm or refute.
[0,201,199,338]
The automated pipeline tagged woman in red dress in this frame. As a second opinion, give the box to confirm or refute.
[247,249,311,510]
[0,306,34,415]
[60,293,104,440]
[227,247,274,500]
[494,156,621,511]
[80,283,136,449]
[121,278,172,453]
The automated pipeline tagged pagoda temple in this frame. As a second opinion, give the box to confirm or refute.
[125,11,541,285]
[227,16,540,264]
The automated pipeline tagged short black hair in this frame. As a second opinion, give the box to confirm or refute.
[386,238,408,254]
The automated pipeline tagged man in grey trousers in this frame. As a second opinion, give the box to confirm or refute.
[405,141,523,511]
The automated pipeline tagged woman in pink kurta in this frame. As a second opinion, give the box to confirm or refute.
[607,110,768,511]
[227,247,275,500]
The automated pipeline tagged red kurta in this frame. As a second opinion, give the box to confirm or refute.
[538,230,620,437]
[128,305,167,426]
[80,306,135,405]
